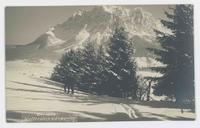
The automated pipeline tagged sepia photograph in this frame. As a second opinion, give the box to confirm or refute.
[5,4,195,123]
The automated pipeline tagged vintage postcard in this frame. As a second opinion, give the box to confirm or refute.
[5,4,195,123]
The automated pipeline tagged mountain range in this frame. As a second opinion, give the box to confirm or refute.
[6,6,170,61]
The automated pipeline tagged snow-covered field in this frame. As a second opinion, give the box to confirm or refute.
[6,60,195,122]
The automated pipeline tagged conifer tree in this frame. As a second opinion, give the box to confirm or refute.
[80,43,109,94]
[51,49,83,87]
[150,5,194,103]
[107,27,138,99]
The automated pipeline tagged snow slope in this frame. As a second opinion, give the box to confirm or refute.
[6,61,195,122]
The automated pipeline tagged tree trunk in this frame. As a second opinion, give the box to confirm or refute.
[147,81,152,101]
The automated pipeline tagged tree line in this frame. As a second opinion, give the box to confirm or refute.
[51,27,138,99]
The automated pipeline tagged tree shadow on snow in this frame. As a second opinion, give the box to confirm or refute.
[141,112,195,121]
[7,81,64,96]
[72,110,160,121]
[35,77,64,88]
[11,81,62,91]
[7,109,192,122]
[36,78,195,110]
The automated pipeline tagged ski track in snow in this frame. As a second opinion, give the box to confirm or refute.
[6,60,195,122]
[120,103,138,119]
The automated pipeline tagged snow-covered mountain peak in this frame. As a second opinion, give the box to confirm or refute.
[46,27,55,36]
[42,6,169,51]
[29,27,65,49]
[91,6,168,40]
[102,5,122,12]
[44,27,64,47]
[72,10,83,17]
[102,5,129,16]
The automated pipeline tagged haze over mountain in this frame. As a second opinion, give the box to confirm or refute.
[6,6,170,61]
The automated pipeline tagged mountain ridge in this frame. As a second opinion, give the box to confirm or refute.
[6,5,169,61]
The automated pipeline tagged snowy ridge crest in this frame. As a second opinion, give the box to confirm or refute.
[45,27,65,47]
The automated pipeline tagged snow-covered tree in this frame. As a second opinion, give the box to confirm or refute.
[107,27,138,99]
[51,27,138,99]
[51,49,83,87]
[79,43,108,94]
[51,42,109,95]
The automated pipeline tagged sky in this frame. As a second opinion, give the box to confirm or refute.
[5,5,172,45]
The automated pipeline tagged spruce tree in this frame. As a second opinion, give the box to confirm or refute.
[107,27,138,99]
[51,49,83,87]
[150,5,194,103]
[80,43,109,94]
